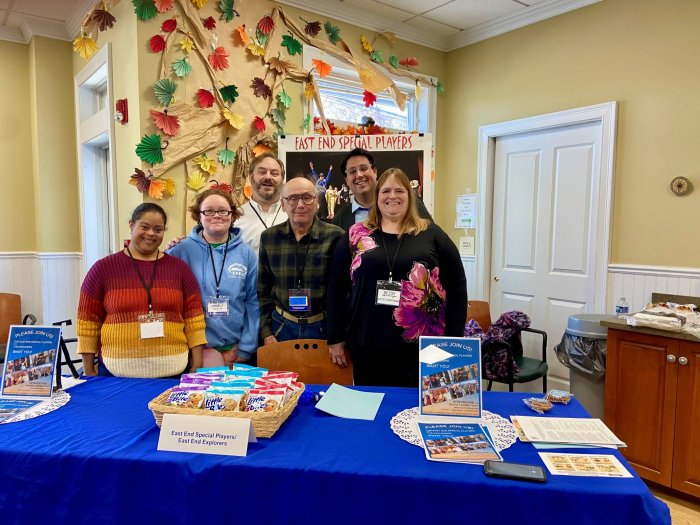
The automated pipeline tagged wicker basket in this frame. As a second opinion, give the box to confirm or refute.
[148,384,304,438]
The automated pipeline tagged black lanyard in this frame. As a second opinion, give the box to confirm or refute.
[207,234,230,298]
[126,247,160,313]
[249,201,281,229]
[380,230,404,282]
[294,236,312,288]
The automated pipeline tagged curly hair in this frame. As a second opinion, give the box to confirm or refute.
[188,189,242,223]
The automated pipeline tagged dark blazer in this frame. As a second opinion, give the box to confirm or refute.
[332,197,433,231]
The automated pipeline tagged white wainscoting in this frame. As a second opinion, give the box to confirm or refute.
[607,264,700,312]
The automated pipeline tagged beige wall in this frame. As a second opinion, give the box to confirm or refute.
[440,0,700,267]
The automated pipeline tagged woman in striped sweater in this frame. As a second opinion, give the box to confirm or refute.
[77,204,207,378]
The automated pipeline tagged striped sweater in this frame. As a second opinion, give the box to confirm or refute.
[77,251,207,378]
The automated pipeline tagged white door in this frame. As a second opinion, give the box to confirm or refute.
[490,121,603,387]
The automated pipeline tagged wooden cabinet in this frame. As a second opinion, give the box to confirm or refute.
[605,328,700,497]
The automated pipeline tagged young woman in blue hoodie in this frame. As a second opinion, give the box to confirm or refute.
[167,189,259,368]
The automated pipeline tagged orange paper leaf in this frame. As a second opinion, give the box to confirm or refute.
[311,58,332,78]
[235,25,249,45]
[150,110,180,136]
[148,179,166,200]
[208,46,229,70]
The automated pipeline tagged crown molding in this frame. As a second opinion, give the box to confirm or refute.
[0,0,95,44]
[67,0,99,40]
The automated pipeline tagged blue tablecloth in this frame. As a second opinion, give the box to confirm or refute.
[0,378,669,525]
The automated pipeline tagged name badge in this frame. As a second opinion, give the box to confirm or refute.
[206,296,230,318]
[376,280,402,306]
[288,288,311,312]
[138,312,165,339]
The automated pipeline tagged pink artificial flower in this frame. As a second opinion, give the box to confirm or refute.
[348,223,376,279]
[393,262,446,341]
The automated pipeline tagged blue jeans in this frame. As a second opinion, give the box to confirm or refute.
[272,309,326,341]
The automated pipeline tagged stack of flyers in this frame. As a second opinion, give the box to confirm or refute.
[418,422,503,464]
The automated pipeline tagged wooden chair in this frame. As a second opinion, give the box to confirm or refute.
[467,300,548,393]
[257,339,354,385]
[0,293,21,363]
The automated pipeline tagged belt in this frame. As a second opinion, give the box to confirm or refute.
[275,306,325,325]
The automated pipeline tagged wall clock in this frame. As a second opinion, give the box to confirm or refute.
[670,176,691,196]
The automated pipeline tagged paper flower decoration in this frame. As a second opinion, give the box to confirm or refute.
[253,116,266,132]
[193,154,216,175]
[154,79,177,106]
[303,20,322,37]
[219,84,239,103]
[208,46,229,70]
[311,58,332,78]
[220,0,237,22]
[161,18,176,32]
[90,9,116,31]
[257,16,274,35]
[281,34,302,56]
[136,134,167,165]
[363,91,377,107]
[223,109,244,130]
[73,33,97,60]
[203,16,216,30]
[324,21,341,44]
[251,77,272,99]
[155,0,174,12]
[150,109,180,136]
[187,171,207,191]
[196,88,215,108]
[133,0,158,21]
[172,57,192,77]
[150,34,166,53]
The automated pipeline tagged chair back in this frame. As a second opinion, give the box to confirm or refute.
[257,339,354,385]
[0,293,21,344]
[467,300,492,331]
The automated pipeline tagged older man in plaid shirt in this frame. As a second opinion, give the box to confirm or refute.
[258,176,344,343]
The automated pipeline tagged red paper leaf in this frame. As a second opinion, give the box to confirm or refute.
[150,35,166,53]
[257,15,274,35]
[399,56,419,67]
[251,77,272,99]
[253,116,266,132]
[203,16,216,30]
[304,20,322,36]
[196,88,215,108]
[161,18,176,32]
[150,109,180,136]
[208,46,229,71]
[210,180,233,193]
[363,90,377,107]
[155,0,174,12]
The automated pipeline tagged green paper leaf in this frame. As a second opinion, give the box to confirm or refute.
[171,57,192,78]
[437,79,445,95]
[324,21,341,44]
[132,0,157,21]
[219,84,239,103]
[277,91,292,109]
[389,54,399,69]
[256,29,268,45]
[270,107,286,128]
[370,49,384,63]
[303,113,311,132]
[281,34,302,56]
[217,147,235,166]
[153,78,177,106]
[135,134,165,165]
[220,0,236,22]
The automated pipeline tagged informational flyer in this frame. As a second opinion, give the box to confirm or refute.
[0,399,42,423]
[455,194,477,229]
[539,452,633,478]
[419,336,482,418]
[1,325,61,399]
[418,423,502,464]
[514,416,625,447]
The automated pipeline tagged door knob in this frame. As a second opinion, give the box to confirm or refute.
[667,354,676,363]
[493,276,500,282]
[679,356,688,366]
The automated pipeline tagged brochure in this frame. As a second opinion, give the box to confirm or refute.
[0,399,42,424]
[418,422,502,464]
[538,452,633,478]
[419,336,482,417]
[1,325,62,399]
[512,416,626,448]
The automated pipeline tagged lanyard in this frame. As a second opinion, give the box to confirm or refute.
[126,247,160,313]
[380,230,404,282]
[207,234,230,298]
[249,201,281,229]
[294,236,312,288]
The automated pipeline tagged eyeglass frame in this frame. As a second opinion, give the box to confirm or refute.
[282,193,317,206]
[200,209,234,217]
[345,164,374,177]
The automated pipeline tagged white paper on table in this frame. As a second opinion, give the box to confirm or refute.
[515,416,625,447]
[419,344,454,364]
[539,452,633,477]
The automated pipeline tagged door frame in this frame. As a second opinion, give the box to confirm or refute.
[475,101,618,313]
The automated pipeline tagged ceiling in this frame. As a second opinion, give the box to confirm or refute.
[0,0,601,51]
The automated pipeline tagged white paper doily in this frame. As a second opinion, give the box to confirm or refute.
[390,407,517,451]
[1,390,71,424]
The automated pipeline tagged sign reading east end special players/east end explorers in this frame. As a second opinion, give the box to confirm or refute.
[419,336,482,418]
[1,325,61,399]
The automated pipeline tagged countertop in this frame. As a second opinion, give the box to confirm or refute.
[601,316,700,343]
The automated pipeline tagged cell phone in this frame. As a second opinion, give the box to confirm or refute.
[483,460,547,482]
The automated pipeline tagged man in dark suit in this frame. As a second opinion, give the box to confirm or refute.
[332,148,431,230]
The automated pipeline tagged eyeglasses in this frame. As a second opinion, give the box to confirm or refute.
[346,164,373,177]
[200,209,233,217]
[282,194,316,205]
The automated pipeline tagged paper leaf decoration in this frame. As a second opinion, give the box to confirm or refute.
[203,16,216,30]
[399,56,419,67]
[150,34,166,52]
[311,58,332,78]
[217,145,235,166]
[154,79,177,106]
[415,81,421,101]
[389,54,399,69]
[281,34,302,56]
[270,107,286,128]
[370,50,384,63]
[220,0,236,22]
[210,180,233,193]
[252,142,272,157]
[194,154,217,175]
[90,9,116,31]
[360,35,373,53]
[363,90,377,107]
[165,177,176,196]
[437,80,445,95]
[303,113,311,132]
[133,0,158,21]
[136,134,166,165]
[253,116,266,132]
[257,15,274,35]
[155,0,174,13]
[246,41,266,57]
[73,34,97,60]
[172,57,192,77]
[208,46,229,70]
[180,36,194,53]
[196,88,215,108]
[255,30,268,45]
[129,168,151,193]
[150,109,180,136]
[187,170,207,191]
[161,18,177,32]
[324,21,341,44]
[219,84,239,103]
[243,182,253,200]
[251,77,272,99]
[223,109,244,129]
[277,91,292,109]
[304,20,321,36]
[268,56,290,75]
[149,178,166,199]
[304,81,315,101]
[235,25,249,45]
[191,0,208,9]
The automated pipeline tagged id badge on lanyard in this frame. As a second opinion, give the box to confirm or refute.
[289,288,311,312]
[375,280,402,306]
[206,295,230,318]
[138,312,165,339]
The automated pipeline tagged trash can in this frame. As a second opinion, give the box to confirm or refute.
[554,314,609,419]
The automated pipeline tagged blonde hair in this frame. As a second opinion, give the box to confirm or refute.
[366,168,428,237]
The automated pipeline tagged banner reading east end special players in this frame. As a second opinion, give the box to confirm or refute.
[419,336,482,418]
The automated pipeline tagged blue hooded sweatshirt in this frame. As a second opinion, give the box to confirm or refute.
[167,225,259,359]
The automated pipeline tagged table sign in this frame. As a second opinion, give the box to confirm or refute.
[418,422,502,464]
[157,413,257,457]
[1,325,61,400]
[419,336,482,418]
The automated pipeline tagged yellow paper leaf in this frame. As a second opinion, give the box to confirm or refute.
[223,109,244,130]
[191,0,208,9]
[164,177,176,196]
[149,179,166,199]
[360,35,373,53]
[246,41,266,57]
[415,81,421,101]
[180,36,194,54]
[187,170,207,191]
[304,82,315,101]
[73,34,97,60]
[194,154,216,175]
